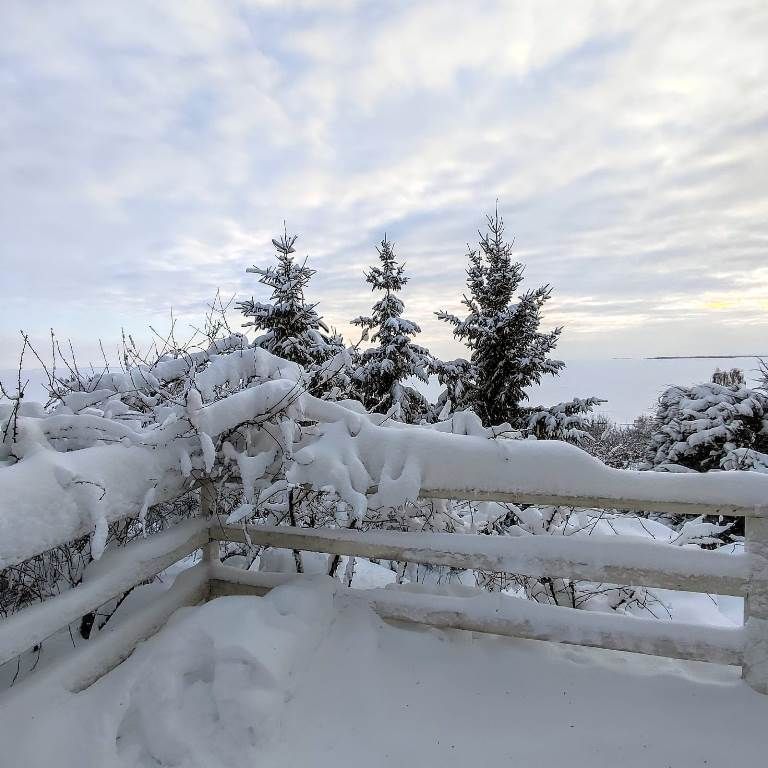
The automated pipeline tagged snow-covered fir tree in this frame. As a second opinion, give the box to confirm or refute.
[644,375,768,473]
[351,236,431,422]
[430,357,474,422]
[237,229,351,397]
[526,396,607,444]
[436,208,565,428]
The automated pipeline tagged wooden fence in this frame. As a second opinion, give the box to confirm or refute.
[1,482,766,696]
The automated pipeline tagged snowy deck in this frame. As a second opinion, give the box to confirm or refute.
[3,580,767,768]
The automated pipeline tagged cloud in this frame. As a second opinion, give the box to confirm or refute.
[1,0,767,367]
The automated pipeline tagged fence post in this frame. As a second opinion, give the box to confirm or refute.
[200,480,220,568]
[743,514,768,694]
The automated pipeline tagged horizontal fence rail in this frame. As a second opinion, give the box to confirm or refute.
[215,523,750,596]
[418,488,768,519]
[207,563,743,665]
[369,588,744,665]
[0,518,209,669]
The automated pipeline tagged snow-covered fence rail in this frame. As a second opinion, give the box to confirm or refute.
[418,487,768,519]
[2,482,768,697]
[210,520,752,668]
[216,522,749,596]
[207,563,743,666]
[210,492,768,694]
[0,518,209,669]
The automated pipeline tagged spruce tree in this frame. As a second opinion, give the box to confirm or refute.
[351,236,431,422]
[645,378,768,472]
[436,208,564,427]
[237,229,349,394]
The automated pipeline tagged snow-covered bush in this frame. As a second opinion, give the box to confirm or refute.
[525,397,606,445]
[644,380,768,472]
[582,414,655,469]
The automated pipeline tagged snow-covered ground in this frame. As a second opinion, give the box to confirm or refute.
[1,579,765,768]
[527,357,765,424]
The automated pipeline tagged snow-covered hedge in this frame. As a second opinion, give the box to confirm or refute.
[645,381,768,473]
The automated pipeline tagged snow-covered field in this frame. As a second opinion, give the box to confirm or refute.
[2,580,765,768]
[410,356,764,424]
[527,357,765,424]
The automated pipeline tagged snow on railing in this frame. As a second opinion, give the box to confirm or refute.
[0,518,210,668]
[4,390,768,570]
[214,522,750,596]
[1,479,768,698]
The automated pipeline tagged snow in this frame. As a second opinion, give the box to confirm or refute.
[4,373,768,569]
[0,444,190,569]
[409,356,766,424]
[2,579,767,767]
[0,519,209,668]
[291,406,768,514]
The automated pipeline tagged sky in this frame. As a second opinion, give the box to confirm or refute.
[1,0,767,369]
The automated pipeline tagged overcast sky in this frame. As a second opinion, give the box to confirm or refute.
[2,0,767,369]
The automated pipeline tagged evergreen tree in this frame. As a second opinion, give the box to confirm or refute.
[644,378,768,472]
[526,396,607,444]
[436,208,564,428]
[237,229,350,395]
[644,372,768,537]
[430,357,474,422]
[351,237,432,422]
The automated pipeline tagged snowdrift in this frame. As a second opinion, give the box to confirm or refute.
[2,580,768,768]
